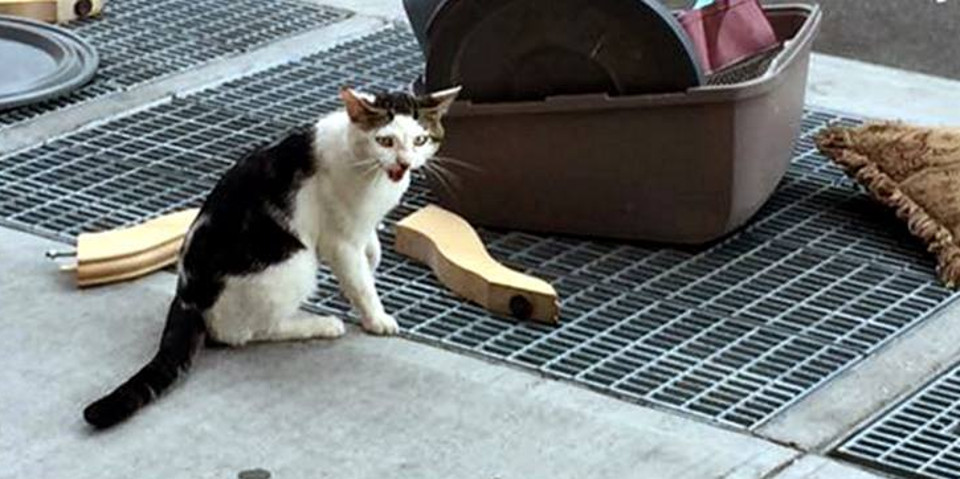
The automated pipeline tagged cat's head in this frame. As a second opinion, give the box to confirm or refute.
[339,86,461,183]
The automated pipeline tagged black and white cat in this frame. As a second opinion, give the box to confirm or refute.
[83,86,461,429]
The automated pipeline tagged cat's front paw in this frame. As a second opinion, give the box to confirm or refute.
[362,312,399,336]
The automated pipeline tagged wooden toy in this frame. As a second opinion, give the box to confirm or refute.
[395,205,560,324]
[51,208,199,287]
[0,0,105,24]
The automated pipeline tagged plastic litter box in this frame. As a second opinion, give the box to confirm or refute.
[420,3,821,244]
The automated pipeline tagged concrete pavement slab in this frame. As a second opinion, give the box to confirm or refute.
[1,226,798,479]
[772,456,887,479]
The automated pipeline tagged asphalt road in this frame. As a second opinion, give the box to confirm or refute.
[669,0,960,80]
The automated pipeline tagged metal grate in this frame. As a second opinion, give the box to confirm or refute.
[190,27,424,126]
[838,366,960,479]
[707,46,781,86]
[0,101,289,236]
[0,27,957,430]
[0,0,351,128]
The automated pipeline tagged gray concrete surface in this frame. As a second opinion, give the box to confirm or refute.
[774,456,891,479]
[1,227,800,479]
[806,53,960,125]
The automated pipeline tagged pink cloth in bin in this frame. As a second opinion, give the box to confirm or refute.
[679,0,779,74]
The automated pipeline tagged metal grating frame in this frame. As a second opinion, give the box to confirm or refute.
[1,27,957,430]
[838,365,960,479]
[0,0,352,129]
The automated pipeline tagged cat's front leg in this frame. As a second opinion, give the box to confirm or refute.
[326,242,399,336]
[364,230,381,273]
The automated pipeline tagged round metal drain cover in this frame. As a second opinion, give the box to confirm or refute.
[0,15,99,110]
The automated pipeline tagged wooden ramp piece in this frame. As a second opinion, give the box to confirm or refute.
[395,205,560,324]
[69,208,199,287]
[0,0,106,24]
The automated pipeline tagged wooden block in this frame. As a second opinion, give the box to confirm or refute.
[0,0,105,24]
[72,208,199,287]
[395,205,560,324]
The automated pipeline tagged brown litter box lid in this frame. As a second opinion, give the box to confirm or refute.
[417,0,703,102]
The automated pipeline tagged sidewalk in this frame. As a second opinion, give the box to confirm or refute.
[3,227,805,479]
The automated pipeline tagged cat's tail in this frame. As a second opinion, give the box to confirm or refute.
[82,297,206,429]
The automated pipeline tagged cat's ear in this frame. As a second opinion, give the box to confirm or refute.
[340,87,387,128]
[423,86,462,116]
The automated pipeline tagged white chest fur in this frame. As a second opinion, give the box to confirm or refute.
[293,170,407,249]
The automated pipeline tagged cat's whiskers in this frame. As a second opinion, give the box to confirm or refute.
[353,158,383,178]
[422,161,462,203]
[425,155,470,194]
[430,155,482,173]
[353,158,380,169]
[423,167,456,201]
[362,162,382,178]
[430,162,462,188]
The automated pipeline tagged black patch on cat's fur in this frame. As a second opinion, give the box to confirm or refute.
[179,127,318,310]
[370,91,447,141]
[372,91,421,119]
[83,127,319,429]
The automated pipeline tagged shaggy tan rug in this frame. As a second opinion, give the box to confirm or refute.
[817,123,960,287]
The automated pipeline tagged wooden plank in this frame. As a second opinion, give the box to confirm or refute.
[0,0,105,23]
[0,1,56,22]
[395,204,560,324]
[72,208,199,287]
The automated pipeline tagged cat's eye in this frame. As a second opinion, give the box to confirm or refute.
[376,136,395,148]
[414,135,430,147]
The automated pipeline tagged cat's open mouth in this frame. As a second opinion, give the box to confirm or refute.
[386,164,409,182]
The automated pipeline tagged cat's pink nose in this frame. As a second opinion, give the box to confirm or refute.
[396,158,410,168]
